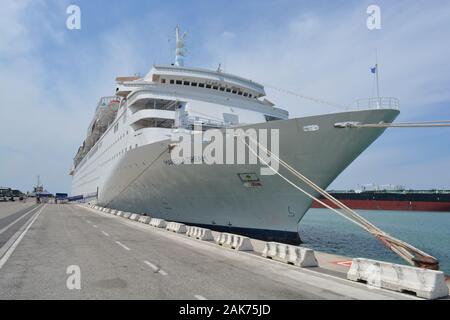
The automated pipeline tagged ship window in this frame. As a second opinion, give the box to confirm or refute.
[131,118,175,130]
[243,92,248,97]
[183,81,190,85]
[249,94,253,98]
[220,87,225,91]
[161,79,166,84]
[232,90,237,94]
[226,88,231,93]
[170,80,175,84]
[199,83,205,88]
[206,84,212,89]
[191,82,198,87]
[212,86,219,90]
[176,80,182,85]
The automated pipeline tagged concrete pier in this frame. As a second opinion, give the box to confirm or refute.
[0,201,448,300]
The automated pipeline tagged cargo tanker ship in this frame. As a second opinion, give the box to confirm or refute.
[312,189,450,212]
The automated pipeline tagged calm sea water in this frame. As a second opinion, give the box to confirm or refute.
[298,209,450,275]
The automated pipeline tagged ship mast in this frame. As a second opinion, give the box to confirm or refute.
[175,26,187,67]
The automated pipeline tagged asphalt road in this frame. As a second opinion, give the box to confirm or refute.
[0,201,40,250]
[0,203,416,300]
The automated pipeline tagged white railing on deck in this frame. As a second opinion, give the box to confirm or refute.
[182,116,230,129]
[352,97,400,110]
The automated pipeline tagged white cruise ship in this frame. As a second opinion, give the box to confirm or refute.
[70,27,400,243]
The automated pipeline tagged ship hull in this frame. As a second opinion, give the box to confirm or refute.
[74,109,399,243]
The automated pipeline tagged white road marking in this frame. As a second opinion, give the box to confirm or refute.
[195,295,207,300]
[115,241,130,251]
[0,205,41,235]
[143,260,168,275]
[101,231,110,237]
[0,205,46,270]
[159,269,168,276]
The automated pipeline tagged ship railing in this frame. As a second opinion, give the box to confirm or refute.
[181,116,232,129]
[97,96,121,108]
[350,97,400,111]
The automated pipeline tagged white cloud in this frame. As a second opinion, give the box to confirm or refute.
[0,0,32,57]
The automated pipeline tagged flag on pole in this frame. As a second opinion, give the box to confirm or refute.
[371,65,377,74]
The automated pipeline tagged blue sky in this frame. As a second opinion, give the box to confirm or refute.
[1,0,449,193]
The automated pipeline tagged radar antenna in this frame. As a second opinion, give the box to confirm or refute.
[175,26,187,67]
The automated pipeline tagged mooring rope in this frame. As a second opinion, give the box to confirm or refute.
[263,83,351,110]
[241,134,440,270]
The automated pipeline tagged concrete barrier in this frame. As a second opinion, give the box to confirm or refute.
[129,213,141,221]
[166,222,187,234]
[347,258,449,300]
[122,212,131,219]
[217,233,228,246]
[150,218,167,228]
[115,211,123,216]
[110,209,117,214]
[262,242,318,268]
[138,216,152,224]
[186,226,195,237]
[187,226,214,241]
[217,233,253,251]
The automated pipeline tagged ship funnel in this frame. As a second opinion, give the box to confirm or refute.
[175,26,187,67]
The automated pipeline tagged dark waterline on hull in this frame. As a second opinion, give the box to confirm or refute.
[184,222,302,245]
